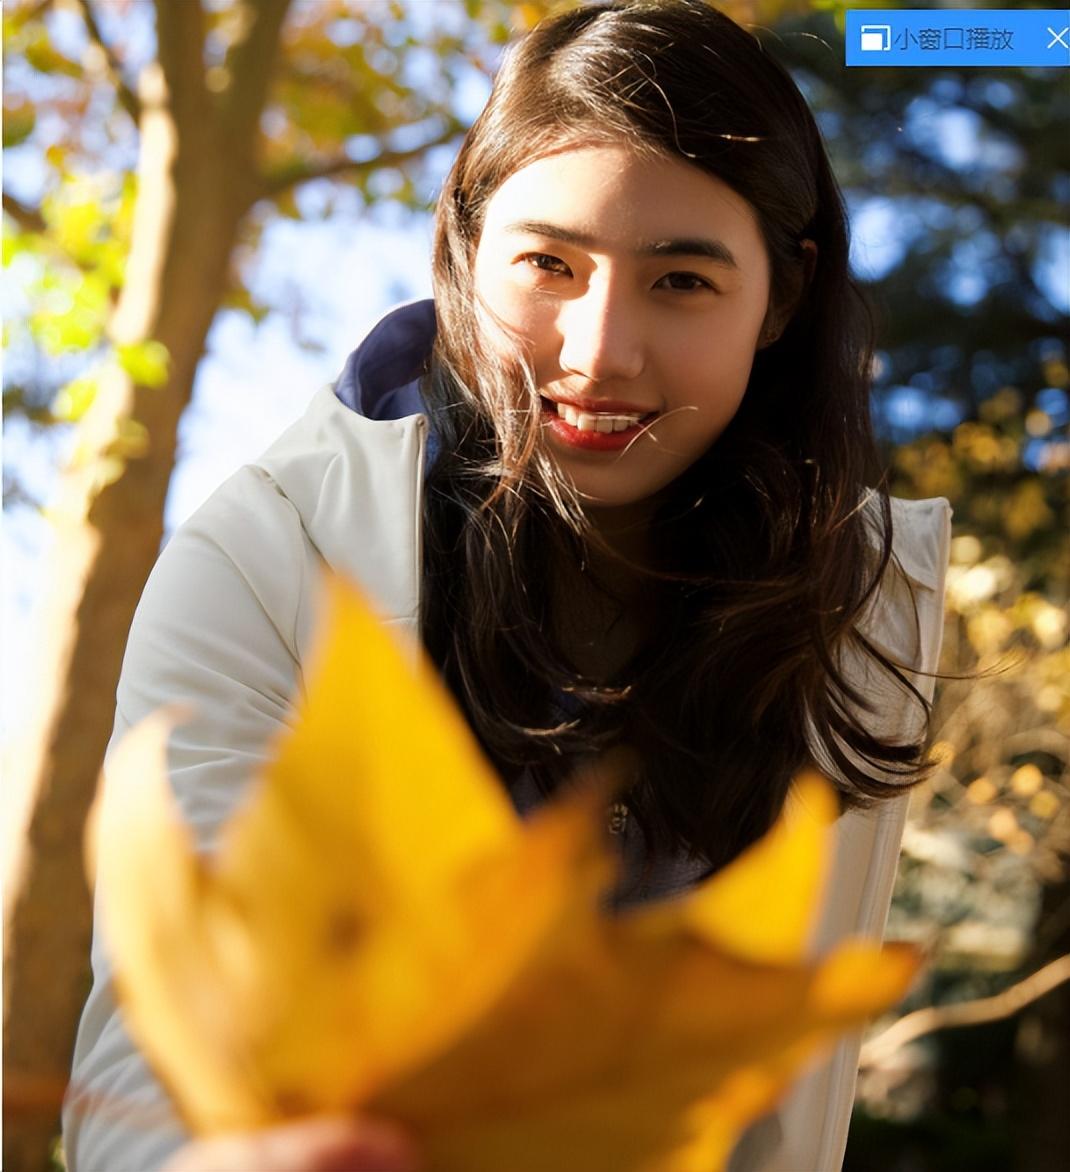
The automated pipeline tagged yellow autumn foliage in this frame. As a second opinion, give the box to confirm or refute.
[90,574,920,1172]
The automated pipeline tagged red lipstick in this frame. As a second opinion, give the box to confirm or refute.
[539,398,656,452]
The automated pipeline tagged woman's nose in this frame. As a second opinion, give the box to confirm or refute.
[557,283,645,383]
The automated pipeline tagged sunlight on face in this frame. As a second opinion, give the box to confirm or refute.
[472,143,774,512]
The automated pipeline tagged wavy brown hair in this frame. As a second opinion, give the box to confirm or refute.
[420,0,932,884]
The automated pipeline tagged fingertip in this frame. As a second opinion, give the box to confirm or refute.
[304,1115,423,1172]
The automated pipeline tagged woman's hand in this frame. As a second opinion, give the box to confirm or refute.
[159,1115,423,1172]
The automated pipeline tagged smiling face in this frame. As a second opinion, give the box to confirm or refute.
[472,143,776,513]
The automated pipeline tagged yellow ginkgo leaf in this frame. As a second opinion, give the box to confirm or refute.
[92,576,622,1132]
[368,804,917,1172]
[637,768,838,964]
[90,709,266,1129]
[92,571,921,1170]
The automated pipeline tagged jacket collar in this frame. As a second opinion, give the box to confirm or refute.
[332,299,436,421]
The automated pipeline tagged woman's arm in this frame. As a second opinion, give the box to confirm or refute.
[756,495,952,1172]
[62,465,321,1172]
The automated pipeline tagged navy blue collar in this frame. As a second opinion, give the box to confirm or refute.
[332,299,436,421]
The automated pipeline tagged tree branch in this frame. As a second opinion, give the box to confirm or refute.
[72,0,142,123]
[3,191,46,234]
[13,0,53,25]
[859,953,1070,1068]
[152,0,212,134]
[217,0,292,144]
[257,123,465,202]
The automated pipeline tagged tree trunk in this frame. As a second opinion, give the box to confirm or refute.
[2,48,259,1172]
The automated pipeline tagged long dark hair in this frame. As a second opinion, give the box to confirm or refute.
[420,0,931,880]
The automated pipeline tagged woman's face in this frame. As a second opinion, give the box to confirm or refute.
[472,143,775,512]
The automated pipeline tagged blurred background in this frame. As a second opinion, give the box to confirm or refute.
[3,1,1067,1170]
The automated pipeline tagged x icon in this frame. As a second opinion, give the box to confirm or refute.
[1048,25,1070,49]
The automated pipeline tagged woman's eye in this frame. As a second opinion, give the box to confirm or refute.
[656,271,716,292]
[522,252,572,276]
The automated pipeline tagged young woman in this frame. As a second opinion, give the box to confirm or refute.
[63,3,951,1170]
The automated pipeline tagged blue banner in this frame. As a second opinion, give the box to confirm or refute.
[846,9,1070,67]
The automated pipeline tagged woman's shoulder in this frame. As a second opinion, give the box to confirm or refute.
[177,300,434,619]
[115,388,429,804]
[154,385,427,656]
[885,494,953,593]
[253,383,428,551]
[857,492,953,678]
[123,460,320,712]
[251,385,428,626]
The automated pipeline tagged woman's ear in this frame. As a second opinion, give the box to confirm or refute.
[757,238,818,349]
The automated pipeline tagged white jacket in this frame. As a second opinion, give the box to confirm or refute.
[63,303,952,1172]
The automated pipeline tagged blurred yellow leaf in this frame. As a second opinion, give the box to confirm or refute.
[1031,603,1067,650]
[22,27,82,78]
[92,575,920,1170]
[1043,358,1069,388]
[1025,409,1052,437]
[1029,790,1061,820]
[2,96,35,148]
[929,740,956,768]
[979,387,1022,423]
[949,535,982,566]
[967,776,997,805]
[662,773,837,965]
[967,606,1012,655]
[1010,764,1044,797]
[53,373,100,423]
[1002,479,1054,542]
[1007,829,1034,856]
[988,808,1019,842]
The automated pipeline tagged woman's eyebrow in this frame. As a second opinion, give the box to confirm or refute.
[503,219,739,269]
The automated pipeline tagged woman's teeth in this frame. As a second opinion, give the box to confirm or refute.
[554,401,645,433]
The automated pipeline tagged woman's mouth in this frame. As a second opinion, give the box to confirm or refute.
[540,397,657,451]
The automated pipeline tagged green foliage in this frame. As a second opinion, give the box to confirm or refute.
[53,371,101,423]
[20,26,82,78]
[5,154,135,431]
[3,95,36,147]
[116,340,170,388]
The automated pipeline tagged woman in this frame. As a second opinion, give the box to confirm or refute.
[63,3,951,1170]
